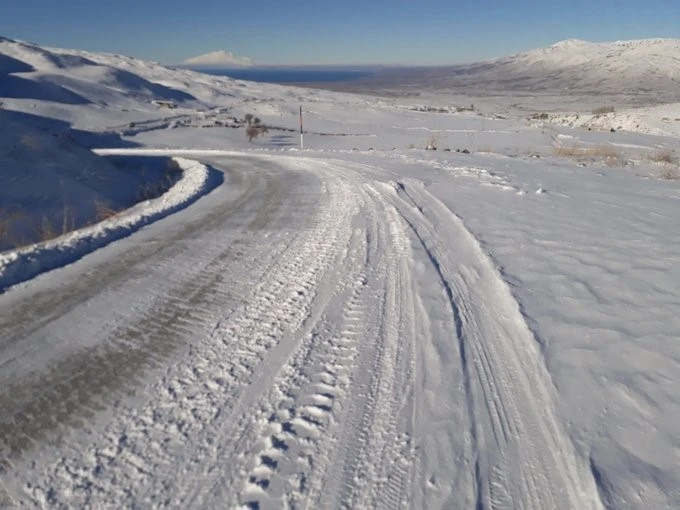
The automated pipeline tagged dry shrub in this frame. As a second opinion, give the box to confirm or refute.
[37,216,57,242]
[660,167,679,180]
[592,106,615,115]
[246,125,260,142]
[0,209,14,244]
[95,200,119,221]
[553,144,623,166]
[649,149,677,164]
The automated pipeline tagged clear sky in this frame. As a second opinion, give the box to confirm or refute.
[1,0,679,66]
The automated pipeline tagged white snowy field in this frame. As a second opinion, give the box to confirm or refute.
[1,36,680,509]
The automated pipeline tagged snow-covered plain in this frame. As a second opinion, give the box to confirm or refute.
[1,36,680,509]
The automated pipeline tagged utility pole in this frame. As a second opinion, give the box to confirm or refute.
[299,106,304,150]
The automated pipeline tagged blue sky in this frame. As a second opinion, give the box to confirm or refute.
[1,0,679,65]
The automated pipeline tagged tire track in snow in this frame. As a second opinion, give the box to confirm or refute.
[222,187,376,508]
[2,160,351,508]
[289,164,419,510]
[226,160,420,510]
[154,170,359,508]
[380,178,603,510]
[238,244,370,508]
[336,184,417,510]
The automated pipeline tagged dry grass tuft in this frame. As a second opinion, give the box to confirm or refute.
[0,209,31,249]
[0,209,14,245]
[649,149,677,164]
[553,144,623,166]
[592,106,615,115]
[36,217,57,242]
[61,205,75,234]
[659,166,680,180]
[95,200,120,221]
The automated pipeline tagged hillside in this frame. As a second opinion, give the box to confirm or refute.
[336,38,680,104]
[0,36,241,251]
[0,36,267,122]
[0,109,182,251]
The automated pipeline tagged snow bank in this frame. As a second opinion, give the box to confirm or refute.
[0,157,215,293]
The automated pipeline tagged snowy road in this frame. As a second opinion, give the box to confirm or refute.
[0,154,603,509]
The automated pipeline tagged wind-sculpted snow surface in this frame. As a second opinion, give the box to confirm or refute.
[0,155,606,509]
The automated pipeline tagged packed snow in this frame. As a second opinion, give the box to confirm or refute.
[1,36,679,509]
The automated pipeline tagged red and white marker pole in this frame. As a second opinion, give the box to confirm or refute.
[299,106,304,150]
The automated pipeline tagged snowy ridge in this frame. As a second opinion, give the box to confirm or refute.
[367,38,680,99]
[0,36,254,110]
[0,157,215,293]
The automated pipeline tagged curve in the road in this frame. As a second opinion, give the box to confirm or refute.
[0,153,603,510]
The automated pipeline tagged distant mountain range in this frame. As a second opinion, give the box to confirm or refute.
[341,38,680,102]
[2,35,680,102]
[182,50,253,68]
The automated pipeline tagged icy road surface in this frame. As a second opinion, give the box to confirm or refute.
[0,154,603,509]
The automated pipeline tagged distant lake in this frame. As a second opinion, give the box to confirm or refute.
[193,68,375,84]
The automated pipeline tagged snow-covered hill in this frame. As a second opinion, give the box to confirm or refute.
[0,36,268,117]
[182,50,253,68]
[0,36,249,251]
[356,38,680,102]
[494,38,680,94]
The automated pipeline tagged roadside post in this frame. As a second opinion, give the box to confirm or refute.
[300,106,304,150]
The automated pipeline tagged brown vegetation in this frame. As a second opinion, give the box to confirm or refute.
[592,106,615,115]
[553,144,623,166]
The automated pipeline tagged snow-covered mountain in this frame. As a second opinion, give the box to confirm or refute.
[0,36,260,114]
[360,38,680,101]
[494,38,680,91]
[182,50,253,68]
